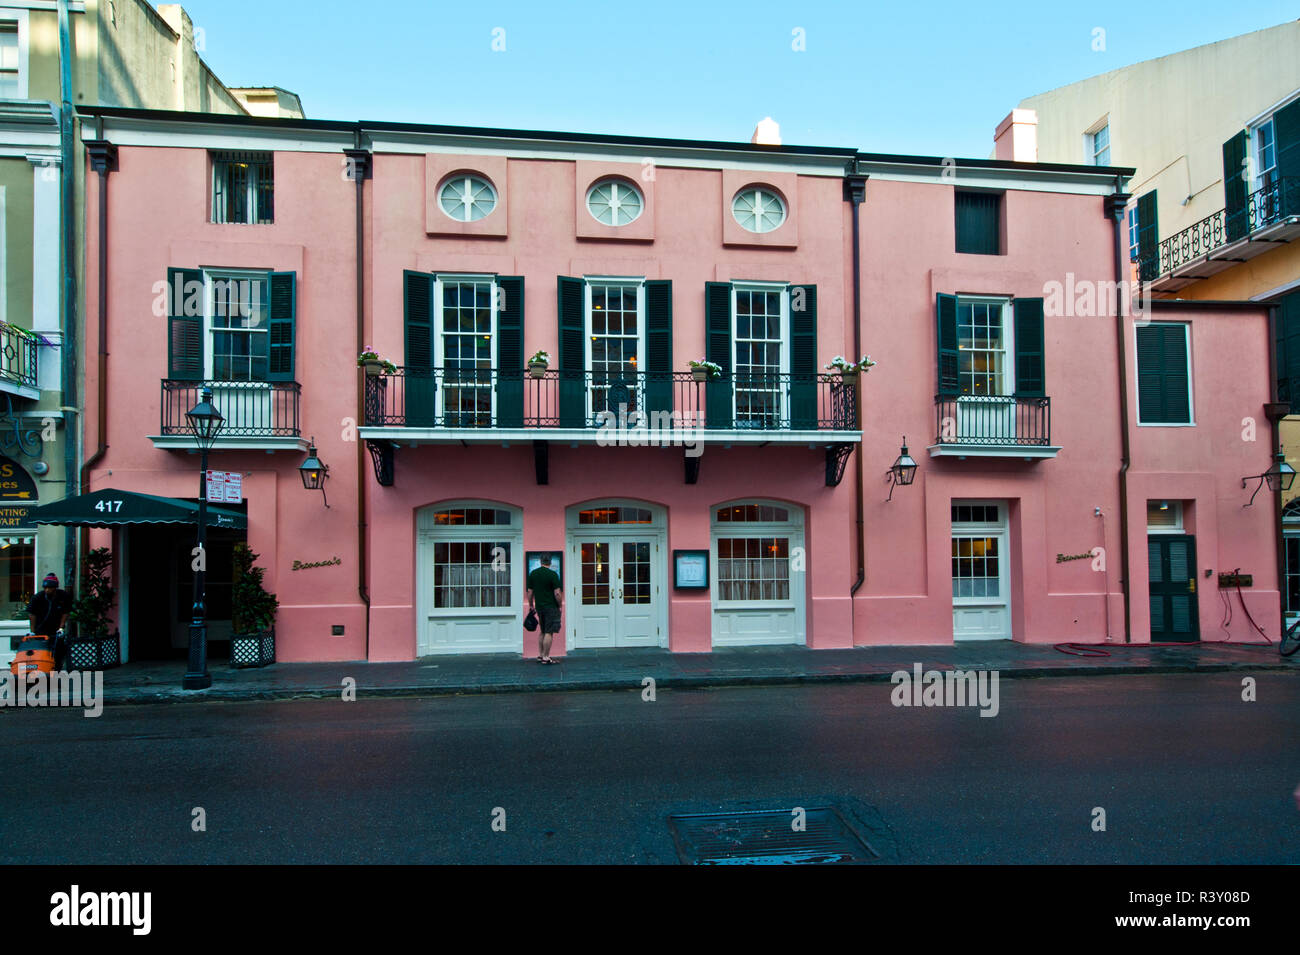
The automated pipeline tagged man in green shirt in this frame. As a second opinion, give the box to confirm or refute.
[526,554,563,664]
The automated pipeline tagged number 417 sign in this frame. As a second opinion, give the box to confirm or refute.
[205,470,242,504]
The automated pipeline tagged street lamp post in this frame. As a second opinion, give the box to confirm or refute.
[183,387,224,690]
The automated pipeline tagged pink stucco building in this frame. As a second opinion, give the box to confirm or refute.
[58,106,1283,665]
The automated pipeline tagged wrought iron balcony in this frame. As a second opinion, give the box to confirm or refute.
[1143,177,1300,281]
[0,322,40,392]
[158,379,302,446]
[362,367,859,433]
[932,394,1053,456]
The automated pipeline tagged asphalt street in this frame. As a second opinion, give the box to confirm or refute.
[3,672,1298,863]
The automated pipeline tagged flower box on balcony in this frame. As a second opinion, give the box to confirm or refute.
[362,360,385,377]
[528,361,548,379]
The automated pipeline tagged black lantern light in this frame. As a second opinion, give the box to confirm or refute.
[299,438,330,507]
[887,437,918,502]
[1241,451,1296,507]
[185,387,224,450]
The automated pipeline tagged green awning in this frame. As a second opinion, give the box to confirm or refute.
[28,488,247,529]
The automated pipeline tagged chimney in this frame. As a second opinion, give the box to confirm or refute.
[993,109,1037,162]
[751,117,781,146]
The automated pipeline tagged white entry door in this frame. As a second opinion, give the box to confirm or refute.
[570,535,661,648]
[951,501,1011,640]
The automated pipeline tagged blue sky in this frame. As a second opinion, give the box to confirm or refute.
[179,0,1298,157]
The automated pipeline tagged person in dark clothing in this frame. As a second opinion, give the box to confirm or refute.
[28,573,72,669]
[525,555,563,664]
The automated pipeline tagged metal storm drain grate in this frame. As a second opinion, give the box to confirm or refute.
[667,807,875,865]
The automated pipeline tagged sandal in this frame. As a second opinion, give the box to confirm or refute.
[541,657,556,665]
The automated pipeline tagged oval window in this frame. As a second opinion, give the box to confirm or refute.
[732,186,786,233]
[586,178,643,226]
[439,174,497,222]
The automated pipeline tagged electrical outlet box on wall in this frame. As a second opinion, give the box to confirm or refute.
[1218,573,1253,588]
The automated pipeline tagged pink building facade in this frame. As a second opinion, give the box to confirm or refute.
[66,107,1283,664]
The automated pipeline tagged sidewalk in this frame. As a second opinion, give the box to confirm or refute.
[90,640,1300,705]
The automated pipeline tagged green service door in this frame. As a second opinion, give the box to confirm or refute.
[1148,535,1200,642]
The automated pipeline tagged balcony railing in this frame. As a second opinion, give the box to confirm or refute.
[934,394,1051,447]
[1145,176,1300,279]
[0,322,40,390]
[363,368,858,432]
[160,380,301,437]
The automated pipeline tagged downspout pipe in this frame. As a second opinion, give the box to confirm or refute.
[1265,303,1286,641]
[57,0,77,591]
[844,172,868,606]
[82,130,116,494]
[345,132,372,659]
[1104,186,1133,642]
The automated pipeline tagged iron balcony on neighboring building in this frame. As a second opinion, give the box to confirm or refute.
[928,393,1059,459]
[0,322,42,400]
[150,379,306,451]
[359,367,861,444]
[1144,177,1300,292]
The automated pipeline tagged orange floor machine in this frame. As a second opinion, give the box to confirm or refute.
[9,634,56,680]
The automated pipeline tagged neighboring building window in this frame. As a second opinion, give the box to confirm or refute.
[436,275,496,426]
[586,178,642,226]
[731,187,785,233]
[586,280,643,416]
[207,271,269,381]
[0,535,35,622]
[1127,205,1139,262]
[1284,500,1300,615]
[439,174,496,222]
[954,191,1001,254]
[0,21,19,99]
[211,151,274,224]
[1253,118,1276,193]
[1089,124,1111,165]
[432,540,511,608]
[1135,323,1192,424]
[733,283,788,426]
[957,298,1011,396]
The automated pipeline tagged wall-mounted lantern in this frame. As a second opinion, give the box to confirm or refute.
[886,438,918,502]
[299,438,330,508]
[1241,451,1295,507]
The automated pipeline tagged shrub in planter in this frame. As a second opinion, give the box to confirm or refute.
[230,543,279,668]
[67,547,120,670]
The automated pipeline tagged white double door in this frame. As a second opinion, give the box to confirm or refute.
[568,533,664,648]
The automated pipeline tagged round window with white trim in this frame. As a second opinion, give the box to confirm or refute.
[586,178,643,226]
[439,173,497,222]
[731,186,786,233]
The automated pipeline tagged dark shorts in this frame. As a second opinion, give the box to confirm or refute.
[539,607,562,634]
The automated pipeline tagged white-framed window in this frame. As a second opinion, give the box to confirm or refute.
[956,297,1014,397]
[1088,123,1111,166]
[732,186,786,233]
[0,533,36,623]
[1252,118,1276,194]
[950,501,1007,601]
[205,270,269,381]
[438,173,497,222]
[435,274,497,427]
[1284,501,1300,617]
[732,281,789,427]
[0,12,28,100]
[1127,204,1140,263]
[211,151,273,224]
[712,502,798,604]
[586,178,643,226]
[427,505,515,610]
[585,277,645,418]
[1146,500,1184,533]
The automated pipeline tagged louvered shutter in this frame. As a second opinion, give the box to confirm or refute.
[705,282,732,429]
[936,293,959,396]
[790,284,818,429]
[266,272,295,382]
[1223,132,1248,241]
[644,280,673,418]
[1277,291,1300,413]
[1136,190,1159,281]
[557,276,586,427]
[1013,297,1045,397]
[167,267,203,380]
[1274,100,1300,218]
[403,270,435,427]
[496,276,524,428]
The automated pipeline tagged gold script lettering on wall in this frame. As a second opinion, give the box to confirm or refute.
[291,557,343,571]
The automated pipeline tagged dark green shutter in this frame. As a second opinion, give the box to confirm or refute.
[266,272,295,382]
[705,282,732,429]
[1277,290,1300,413]
[1136,323,1189,424]
[557,276,585,427]
[1223,132,1248,241]
[936,293,959,396]
[496,276,524,428]
[1013,297,1045,397]
[403,270,435,427]
[644,280,673,418]
[167,267,203,380]
[790,284,817,429]
[1136,190,1159,281]
[954,192,1000,254]
[1274,100,1300,218]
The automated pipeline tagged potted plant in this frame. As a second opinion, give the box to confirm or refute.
[358,347,397,377]
[825,354,877,385]
[527,349,550,378]
[689,359,723,382]
[230,543,279,668]
[67,547,121,669]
